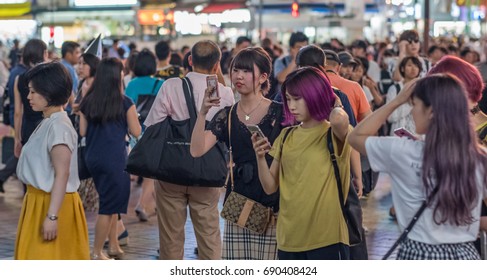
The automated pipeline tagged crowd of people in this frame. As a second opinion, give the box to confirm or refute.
[0,29,487,260]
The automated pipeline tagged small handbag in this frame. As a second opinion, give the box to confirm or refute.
[220,104,272,234]
[78,137,91,180]
[326,127,363,246]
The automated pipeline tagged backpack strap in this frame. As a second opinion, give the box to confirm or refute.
[150,79,161,94]
[479,125,487,142]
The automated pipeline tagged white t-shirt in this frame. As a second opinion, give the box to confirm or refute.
[365,136,486,245]
[17,111,80,193]
[386,82,415,135]
[363,86,374,103]
[367,60,381,83]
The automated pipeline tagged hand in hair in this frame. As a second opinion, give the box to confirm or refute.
[393,78,418,106]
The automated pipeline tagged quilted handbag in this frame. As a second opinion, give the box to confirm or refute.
[220,104,271,234]
[221,191,271,234]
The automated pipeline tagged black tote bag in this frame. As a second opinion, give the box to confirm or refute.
[126,77,227,187]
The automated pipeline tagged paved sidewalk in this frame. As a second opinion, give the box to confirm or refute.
[0,171,400,260]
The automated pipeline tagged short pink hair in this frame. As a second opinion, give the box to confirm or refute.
[428,55,484,102]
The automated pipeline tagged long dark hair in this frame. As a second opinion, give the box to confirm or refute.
[412,74,487,226]
[80,58,124,124]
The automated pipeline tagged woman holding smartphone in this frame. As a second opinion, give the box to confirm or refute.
[190,47,284,260]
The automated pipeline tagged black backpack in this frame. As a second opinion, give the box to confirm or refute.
[136,79,162,123]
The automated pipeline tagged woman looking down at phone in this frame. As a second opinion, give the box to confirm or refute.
[349,74,487,259]
[190,47,284,259]
[252,67,352,260]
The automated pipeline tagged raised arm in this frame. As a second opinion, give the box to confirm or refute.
[349,80,417,155]
[190,86,219,157]
[330,106,350,154]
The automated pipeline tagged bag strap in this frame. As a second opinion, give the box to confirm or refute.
[326,127,347,213]
[151,79,161,94]
[382,185,439,259]
[226,104,236,191]
[181,77,197,128]
[478,124,487,141]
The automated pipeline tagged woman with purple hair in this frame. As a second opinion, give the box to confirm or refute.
[349,74,487,259]
[252,67,352,260]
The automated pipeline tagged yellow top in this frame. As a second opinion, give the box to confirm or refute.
[269,123,352,252]
[476,121,487,145]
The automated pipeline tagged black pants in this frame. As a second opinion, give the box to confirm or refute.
[0,155,18,182]
[278,243,350,260]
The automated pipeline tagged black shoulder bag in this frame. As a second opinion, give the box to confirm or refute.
[326,127,363,246]
[126,77,228,187]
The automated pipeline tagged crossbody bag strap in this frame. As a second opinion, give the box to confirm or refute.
[382,185,439,259]
[326,127,346,212]
[227,104,236,191]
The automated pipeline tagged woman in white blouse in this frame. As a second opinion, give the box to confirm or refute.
[14,62,89,260]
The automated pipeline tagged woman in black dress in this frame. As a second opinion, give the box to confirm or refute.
[191,47,283,259]
[79,58,141,260]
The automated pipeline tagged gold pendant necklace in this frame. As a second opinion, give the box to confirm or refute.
[240,97,264,121]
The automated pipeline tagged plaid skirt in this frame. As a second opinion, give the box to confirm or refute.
[222,215,278,260]
[397,238,480,260]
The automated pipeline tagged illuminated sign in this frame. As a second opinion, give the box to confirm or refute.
[137,10,174,25]
[0,0,27,3]
[73,0,137,6]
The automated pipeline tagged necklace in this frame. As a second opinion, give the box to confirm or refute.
[239,98,264,121]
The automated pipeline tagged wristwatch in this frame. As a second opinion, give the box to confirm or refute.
[47,214,58,221]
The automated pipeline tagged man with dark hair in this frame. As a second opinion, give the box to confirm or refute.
[427,45,447,66]
[108,39,121,59]
[61,41,81,94]
[8,39,20,69]
[144,40,235,260]
[351,39,381,83]
[220,36,251,75]
[60,41,80,121]
[154,40,184,80]
[391,30,431,82]
[273,31,308,96]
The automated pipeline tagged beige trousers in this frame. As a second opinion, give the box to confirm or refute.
[155,180,222,260]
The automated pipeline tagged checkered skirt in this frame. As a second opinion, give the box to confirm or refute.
[397,238,480,260]
[222,216,278,260]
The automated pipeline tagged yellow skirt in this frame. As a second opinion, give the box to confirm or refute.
[14,185,90,260]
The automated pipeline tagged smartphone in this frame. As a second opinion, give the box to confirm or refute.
[394,127,418,140]
[246,124,265,139]
[206,75,219,98]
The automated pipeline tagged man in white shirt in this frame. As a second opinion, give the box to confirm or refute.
[145,40,235,260]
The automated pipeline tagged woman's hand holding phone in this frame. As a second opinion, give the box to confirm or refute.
[200,80,221,116]
[251,133,271,159]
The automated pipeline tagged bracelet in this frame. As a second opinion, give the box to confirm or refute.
[47,214,58,221]
[333,104,344,109]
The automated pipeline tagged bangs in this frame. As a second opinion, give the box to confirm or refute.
[231,50,255,71]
